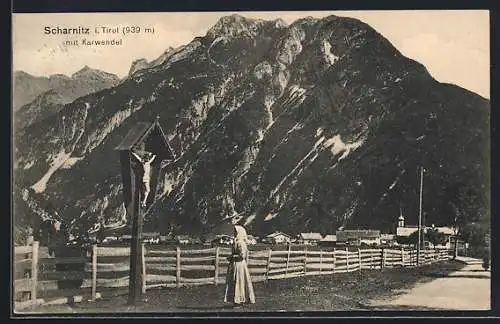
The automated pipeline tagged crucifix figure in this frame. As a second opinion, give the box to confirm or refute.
[131,150,156,207]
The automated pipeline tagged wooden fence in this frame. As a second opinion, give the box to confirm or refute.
[14,242,451,309]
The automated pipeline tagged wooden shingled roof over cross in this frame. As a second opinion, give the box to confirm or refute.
[115,115,175,161]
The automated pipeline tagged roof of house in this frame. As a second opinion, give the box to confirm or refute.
[336,230,381,240]
[321,234,337,242]
[397,226,456,237]
[396,227,418,237]
[265,231,291,238]
[299,232,323,240]
[433,226,456,235]
[143,232,160,237]
[215,234,233,238]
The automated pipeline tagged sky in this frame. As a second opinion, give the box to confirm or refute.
[12,10,489,98]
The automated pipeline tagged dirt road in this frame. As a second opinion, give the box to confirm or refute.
[368,259,491,310]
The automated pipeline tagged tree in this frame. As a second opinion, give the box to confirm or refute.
[460,223,488,246]
[425,228,446,248]
[396,230,419,246]
[460,222,490,259]
[447,178,489,238]
[396,229,445,248]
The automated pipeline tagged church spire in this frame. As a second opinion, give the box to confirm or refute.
[398,206,405,227]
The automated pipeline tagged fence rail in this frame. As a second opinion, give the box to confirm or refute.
[14,242,452,310]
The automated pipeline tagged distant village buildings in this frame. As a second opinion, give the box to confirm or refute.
[380,234,396,245]
[395,214,458,248]
[319,234,337,247]
[247,235,258,245]
[176,235,191,245]
[297,232,323,245]
[261,231,292,244]
[92,212,459,250]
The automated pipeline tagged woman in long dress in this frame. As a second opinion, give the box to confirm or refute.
[224,225,256,307]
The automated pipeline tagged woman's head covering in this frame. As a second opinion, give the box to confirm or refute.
[234,225,248,245]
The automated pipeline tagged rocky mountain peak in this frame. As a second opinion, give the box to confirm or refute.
[128,46,177,76]
[14,70,33,79]
[206,13,270,39]
[13,15,489,240]
[14,65,121,128]
[71,65,119,82]
[128,58,149,75]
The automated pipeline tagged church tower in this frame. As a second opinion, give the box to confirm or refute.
[397,206,405,228]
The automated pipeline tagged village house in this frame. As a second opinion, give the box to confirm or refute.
[319,234,337,247]
[102,236,119,243]
[143,232,160,244]
[380,234,396,245]
[297,232,324,245]
[262,231,292,244]
[88,233,98,243]
[120,234,132,243]
[176,235,191,245]
[211,235,233,246]
[143,232,160,238]
[247,235,258,245]
[336,230,381,246]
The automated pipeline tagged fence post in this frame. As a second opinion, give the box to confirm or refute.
[91,245,97,301]
[176,247,181,288]
[401,247,405,267]
[265,248,272,281]
[303,247,308,275]
[30,241,39,303]
[332,248,336,274]
[285,244,291,275]
[319,250,323,274]
[380,248,385,269]
[141,243,146,293]
[214,246,220,285]
[358,248,362,272]
[345,247,349,271]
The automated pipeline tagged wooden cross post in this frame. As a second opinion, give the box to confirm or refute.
[128,187,144,305]
[117,117,175,305]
